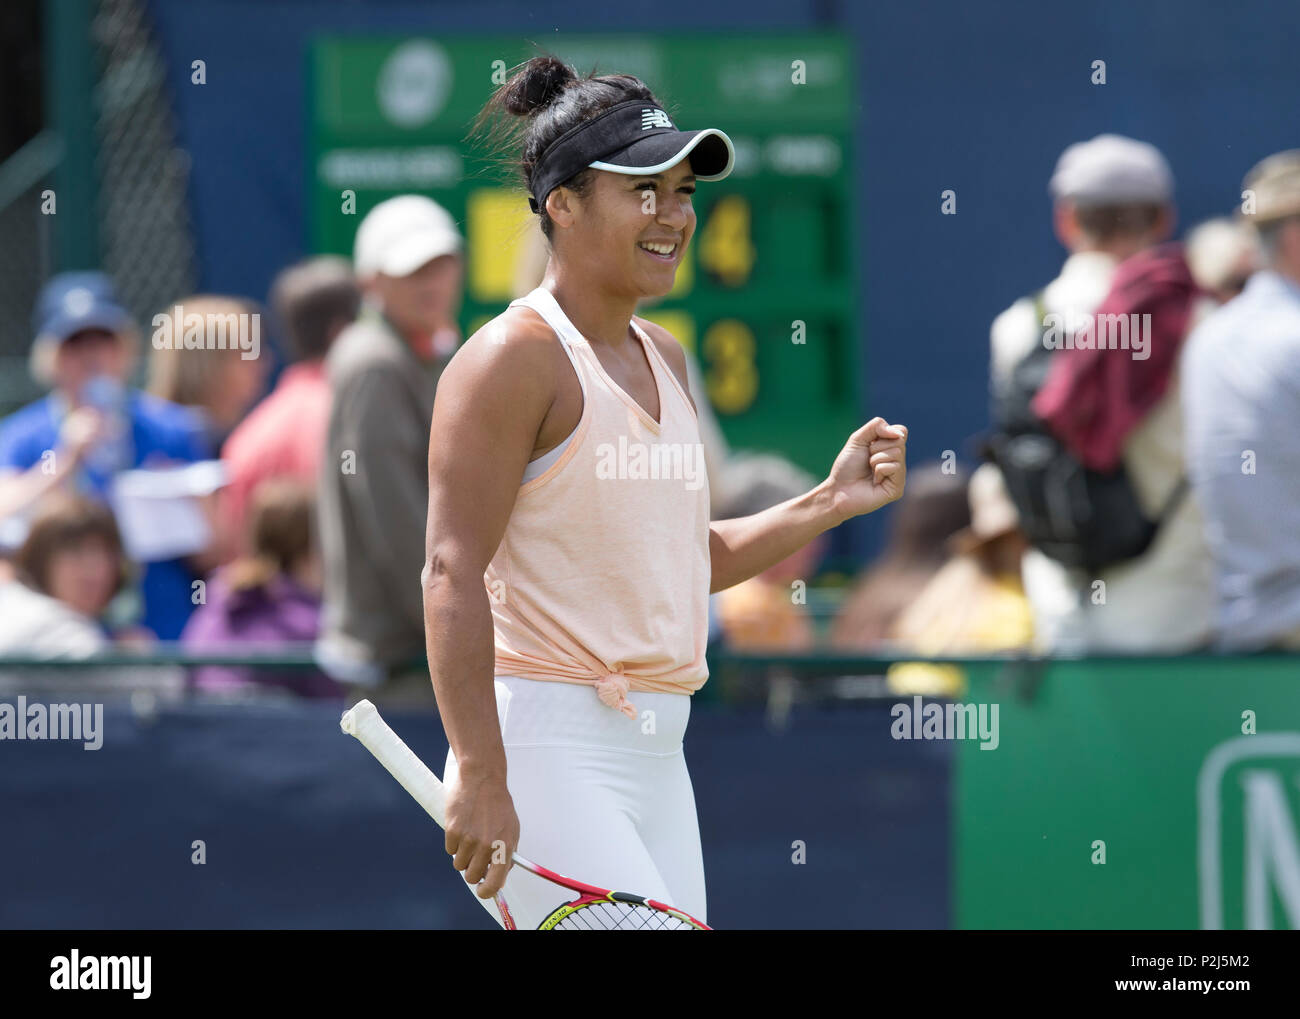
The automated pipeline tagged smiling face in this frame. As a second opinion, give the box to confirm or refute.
[549,159,697,299]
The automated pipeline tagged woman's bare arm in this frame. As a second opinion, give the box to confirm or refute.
[636,321,909,593]
[709,418,907,591]
[421,310,559,900]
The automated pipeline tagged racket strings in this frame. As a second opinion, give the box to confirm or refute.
[553,901,698,930]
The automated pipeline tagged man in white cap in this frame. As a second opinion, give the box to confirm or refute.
[316,195,464,688]
[1182,150,1300,650]
[988,134,1214,653]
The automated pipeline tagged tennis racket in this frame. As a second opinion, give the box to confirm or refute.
[340,698,709,930]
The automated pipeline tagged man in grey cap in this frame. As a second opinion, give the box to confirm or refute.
[1181,150,1300,650]
[990,134,1177,399]
[988,134,1214,653]
[316,195,465,691]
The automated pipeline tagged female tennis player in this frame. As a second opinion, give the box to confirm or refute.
[422,55,907,929]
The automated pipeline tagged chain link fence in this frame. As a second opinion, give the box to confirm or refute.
[93,0,197,361]
[0,0,197,416]
[0,138,56,412]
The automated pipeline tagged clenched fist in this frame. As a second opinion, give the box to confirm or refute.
[822,417,908,522]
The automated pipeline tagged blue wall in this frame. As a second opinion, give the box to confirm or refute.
[144,0,1300,560]
[1,699,949,929]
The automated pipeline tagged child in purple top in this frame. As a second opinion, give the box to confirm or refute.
[181,479,343,699]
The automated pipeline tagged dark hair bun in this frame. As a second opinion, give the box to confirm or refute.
[503,56,577,116]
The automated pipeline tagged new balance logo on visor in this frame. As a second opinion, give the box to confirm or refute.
[641,109,674,130]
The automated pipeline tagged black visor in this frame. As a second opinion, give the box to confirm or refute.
[528,100,735,213]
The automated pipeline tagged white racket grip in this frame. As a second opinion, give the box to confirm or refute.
[341,699,447,828]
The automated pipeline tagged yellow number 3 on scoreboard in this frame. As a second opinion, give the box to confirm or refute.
[703,319,758,415]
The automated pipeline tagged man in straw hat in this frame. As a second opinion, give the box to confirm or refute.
[1182,150,1300,650]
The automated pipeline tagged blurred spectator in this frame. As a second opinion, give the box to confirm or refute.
[219,257,360,558]
[147,294,268,451]
[316,195,464,687]
[885,465,1034,697]
[989,134,1213,653]
[0,494,127,657]
[1186,217,1263,304]
[830,461,970,650]
[182,479,342,698]
[1182,150,1300,651]
[990,136,1176,405]
[888,464,1034,654]
[0,272,211,639]
[713,455,822,652]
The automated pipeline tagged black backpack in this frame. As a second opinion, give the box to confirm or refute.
[984,291,1186,575]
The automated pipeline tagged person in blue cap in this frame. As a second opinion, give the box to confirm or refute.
[0,272,213,640]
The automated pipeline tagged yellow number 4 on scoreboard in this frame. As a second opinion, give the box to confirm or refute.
[697,195,756,288]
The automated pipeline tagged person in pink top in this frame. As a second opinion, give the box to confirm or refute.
[218,257,360,559]
[422,56,908,929]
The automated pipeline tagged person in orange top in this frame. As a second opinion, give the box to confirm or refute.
[218,257,360,559]
[421,56,908,929]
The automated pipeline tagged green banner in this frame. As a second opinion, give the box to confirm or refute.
[956,658,1300,929]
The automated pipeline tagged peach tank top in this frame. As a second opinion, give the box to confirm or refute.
[483,285,711,716]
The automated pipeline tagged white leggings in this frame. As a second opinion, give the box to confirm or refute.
[443,675,707,929]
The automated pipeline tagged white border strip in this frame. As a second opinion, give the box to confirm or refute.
[588,129,736,181]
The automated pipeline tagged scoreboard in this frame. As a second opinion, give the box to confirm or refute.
[309,34,858,478]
